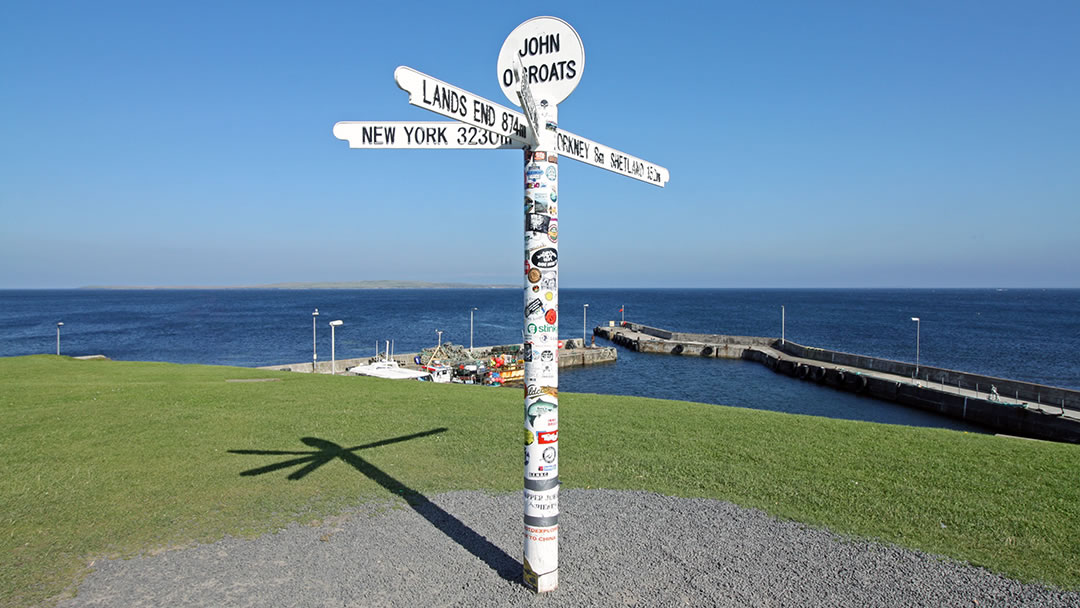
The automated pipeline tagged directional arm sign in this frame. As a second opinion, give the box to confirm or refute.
[395,66,533,146]
[555,129,669,187]
[333,121,523,149]
[391,65,669,186]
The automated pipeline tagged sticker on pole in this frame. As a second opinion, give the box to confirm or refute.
[498,16,584,107]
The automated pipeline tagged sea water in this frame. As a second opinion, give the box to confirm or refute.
[2,288,1077,431]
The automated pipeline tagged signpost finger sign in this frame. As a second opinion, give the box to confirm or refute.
[395,66,532,145]
[333,121,522,150]
[334,15,668,595]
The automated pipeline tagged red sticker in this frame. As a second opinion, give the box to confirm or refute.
[545,309,557,324]
[538,430,558,444]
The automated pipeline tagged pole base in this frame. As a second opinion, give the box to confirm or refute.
[523,565,558,593]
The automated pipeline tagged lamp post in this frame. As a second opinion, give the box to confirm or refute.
[329,320,343,375]
[312,308,319,373]
[621,304,625,325]
[436,329,443,350]
[56,322,63,355]
[470,308,478,355]
[911,317,920,377]
[583,304,589,346]
[781,305,785,346]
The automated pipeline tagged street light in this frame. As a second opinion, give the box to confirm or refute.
[56,322,64,355]
[470,307,478,355]
[911,317,920,377]
[781,305,785,346]
[583,304,589,347]
[329,320,343,375]
[312,308,319,373]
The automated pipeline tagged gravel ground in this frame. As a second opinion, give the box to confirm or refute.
[58,490,1079,607]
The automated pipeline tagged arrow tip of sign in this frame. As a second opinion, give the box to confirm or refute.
[331,122,349,141]
[393,65,413,91]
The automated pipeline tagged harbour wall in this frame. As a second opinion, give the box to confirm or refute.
[594,322,1080,443]
[599,323,773,358]
[264,357,370,374]
[629,324,774,347]
[774,340,1080,412]
[746,348,1080,444]
[559,340,618,366]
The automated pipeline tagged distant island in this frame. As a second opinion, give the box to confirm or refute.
[81,280,515,290]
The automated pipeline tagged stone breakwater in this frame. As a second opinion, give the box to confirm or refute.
[595,322,1080,444]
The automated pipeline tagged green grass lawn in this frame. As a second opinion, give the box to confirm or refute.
[2,355,1077,607]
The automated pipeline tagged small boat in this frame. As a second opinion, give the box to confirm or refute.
[349,359,431,380]
[349,341,431,381]
[420,362,453,383]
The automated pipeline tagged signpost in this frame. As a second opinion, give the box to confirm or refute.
[333,121,521,150]
[395,67,532,145]
[555,128,670,186]
[518,70,560,591]
[497,16,585,108]
[515,58,542,139]
[334,15,668,594]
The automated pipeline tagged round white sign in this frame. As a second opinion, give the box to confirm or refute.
[497,16,584,107]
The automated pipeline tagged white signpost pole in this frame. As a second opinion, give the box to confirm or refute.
[511,48,658,590]
[520,84,560,595]
[334,15,668,595]
[500,17,585,593]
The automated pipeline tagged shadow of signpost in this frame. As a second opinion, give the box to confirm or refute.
[228,428,521,583]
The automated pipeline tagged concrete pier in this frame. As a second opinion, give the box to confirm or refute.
[596,323,774,358]
[594,322,1080,444]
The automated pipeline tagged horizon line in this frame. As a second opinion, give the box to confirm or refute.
[2,285,1078,291]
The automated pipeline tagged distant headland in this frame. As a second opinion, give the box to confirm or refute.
[80,281,515,290]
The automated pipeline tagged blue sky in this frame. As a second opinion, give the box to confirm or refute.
[2,0,1077,288]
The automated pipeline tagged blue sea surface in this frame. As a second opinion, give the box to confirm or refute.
[2,288,1077,432]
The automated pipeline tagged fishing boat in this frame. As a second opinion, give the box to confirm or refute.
[419,361,453,383]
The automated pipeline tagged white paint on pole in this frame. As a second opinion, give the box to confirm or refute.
[522,103,560,593]
[498,16,584,107]
[555,129,670,187]
[333,121,523,149]
[395,66,533,145]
